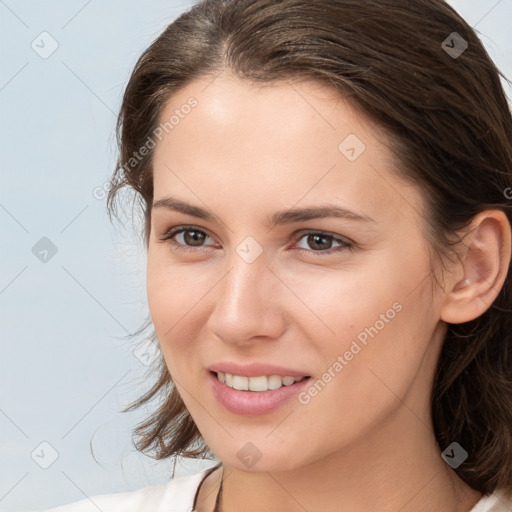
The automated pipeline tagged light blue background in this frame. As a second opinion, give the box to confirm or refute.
[1,1,511,511]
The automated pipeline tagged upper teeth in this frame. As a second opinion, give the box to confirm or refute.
[217,372,306,391]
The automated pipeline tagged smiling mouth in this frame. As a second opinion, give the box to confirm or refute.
[211,371,310,392]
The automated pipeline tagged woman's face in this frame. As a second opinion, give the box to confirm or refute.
[147,71,449,471]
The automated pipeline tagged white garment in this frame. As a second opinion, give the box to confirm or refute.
[34,463,512,512]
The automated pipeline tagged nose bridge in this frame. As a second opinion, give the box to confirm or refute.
[219,248,268,319]
[209,243,283,342]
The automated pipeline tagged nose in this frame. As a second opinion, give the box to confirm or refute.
[206,250,287,348]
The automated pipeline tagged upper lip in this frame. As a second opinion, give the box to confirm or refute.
[209,362,310,378]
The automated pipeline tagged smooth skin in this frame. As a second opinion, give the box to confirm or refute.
[146,70,511,512]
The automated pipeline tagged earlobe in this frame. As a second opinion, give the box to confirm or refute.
[440,210,512,325]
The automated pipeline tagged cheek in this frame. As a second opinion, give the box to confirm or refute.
[279,254,401,349]
[296,278,406,388]
[146,254,213,370]
[293,296,432,456]
[326,287,435,419]
[146,254,191,346]
[292,256,435,404]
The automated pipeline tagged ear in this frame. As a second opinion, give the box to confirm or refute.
[440,210,511,324]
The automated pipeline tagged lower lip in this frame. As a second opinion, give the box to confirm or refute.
[208,371,311,416]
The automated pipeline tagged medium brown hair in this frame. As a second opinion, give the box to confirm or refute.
[107,0,512,495]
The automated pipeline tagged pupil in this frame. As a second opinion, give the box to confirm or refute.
[185,230,204,246]
[309,234,331,250]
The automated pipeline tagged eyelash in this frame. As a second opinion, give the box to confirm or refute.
[159,225,355,256]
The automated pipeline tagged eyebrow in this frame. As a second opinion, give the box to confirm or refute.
[152,196,376,227]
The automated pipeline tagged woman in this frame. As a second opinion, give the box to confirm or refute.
[39,0,512,510]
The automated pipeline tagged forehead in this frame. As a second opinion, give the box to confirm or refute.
[151,72,425,229]
[154,72,384,174]
[157,72,372,143]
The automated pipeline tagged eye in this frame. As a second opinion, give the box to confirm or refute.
[160,226,216,252]
[159,226,354,255]
[293,231,354,255]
